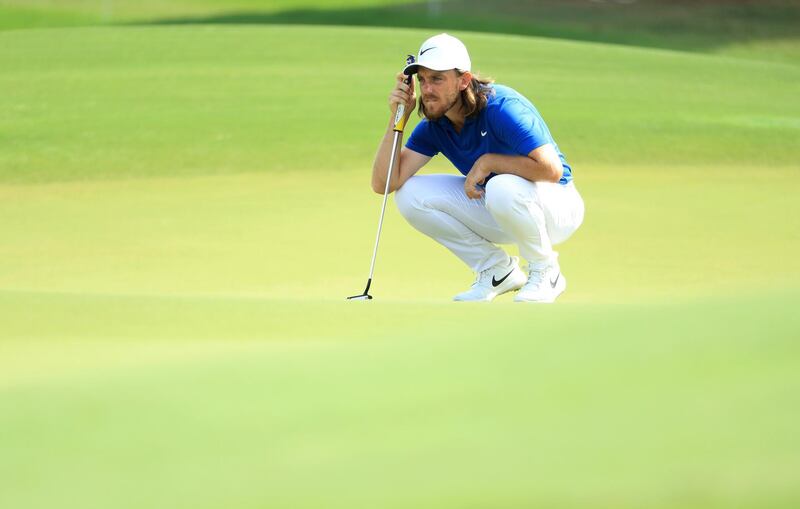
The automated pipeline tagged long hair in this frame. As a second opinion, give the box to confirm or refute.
[418,71,495,119]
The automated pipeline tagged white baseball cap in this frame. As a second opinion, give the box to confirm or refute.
[403,33,471,75]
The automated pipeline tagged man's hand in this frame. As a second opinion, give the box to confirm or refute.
[465,154,493,199]
[388,72,416,120]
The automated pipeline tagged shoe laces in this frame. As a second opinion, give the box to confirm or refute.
[472,267,495,288]
[524,265,548,289]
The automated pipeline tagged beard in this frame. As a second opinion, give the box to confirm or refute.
[422,92,460,121]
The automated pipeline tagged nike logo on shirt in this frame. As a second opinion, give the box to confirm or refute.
[481,130,488,137]
[550,273,560,288]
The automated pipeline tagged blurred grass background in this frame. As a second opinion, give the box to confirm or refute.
[1,0,799,63]
[1,2,799,508]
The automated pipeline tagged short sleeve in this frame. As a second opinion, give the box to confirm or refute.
[490,99,550,156]
[405,120,439,157]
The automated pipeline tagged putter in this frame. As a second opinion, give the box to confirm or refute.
[348,54,416,301]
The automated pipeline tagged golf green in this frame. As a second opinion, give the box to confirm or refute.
[1,24,798,508]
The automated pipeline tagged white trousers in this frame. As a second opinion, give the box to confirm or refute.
[395,174,585,272]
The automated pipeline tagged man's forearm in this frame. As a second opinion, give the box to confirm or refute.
[482,153,563,183]
[371,119,403,192]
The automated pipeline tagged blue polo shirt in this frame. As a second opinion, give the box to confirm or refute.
[406,84,572,185]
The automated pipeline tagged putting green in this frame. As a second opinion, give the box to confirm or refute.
[1,25,798,508]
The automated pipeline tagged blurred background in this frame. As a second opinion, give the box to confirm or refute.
[2,1,799,63]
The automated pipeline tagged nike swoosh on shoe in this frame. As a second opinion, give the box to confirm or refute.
[492,269,514,287]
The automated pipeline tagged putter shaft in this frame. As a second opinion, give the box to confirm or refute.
[367,130,401,282]
[348,54,415,300]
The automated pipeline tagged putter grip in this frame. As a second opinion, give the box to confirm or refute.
[392,55,416,133]
[393,103,407,132]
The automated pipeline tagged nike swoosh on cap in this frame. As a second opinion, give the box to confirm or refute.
[492,269,514,287]
[420,47,436,55]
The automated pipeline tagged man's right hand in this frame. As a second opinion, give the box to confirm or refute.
[388,72,416,120]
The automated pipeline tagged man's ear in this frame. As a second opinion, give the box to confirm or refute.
[459,71,472,90]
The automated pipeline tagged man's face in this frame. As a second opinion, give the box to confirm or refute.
[417,68,468,120]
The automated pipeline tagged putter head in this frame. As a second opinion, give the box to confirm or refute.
[346,293,373,301]
[347,279,373,301]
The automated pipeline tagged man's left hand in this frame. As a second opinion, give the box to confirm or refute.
[465,154,493,199]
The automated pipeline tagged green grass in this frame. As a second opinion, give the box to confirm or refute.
[2,26,798,184]
[2,0,799,64]
[1,24,799,508]
[1,291,798,508]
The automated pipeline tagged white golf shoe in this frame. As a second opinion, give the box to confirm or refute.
[453,256,527,302]
[514,262,567,303]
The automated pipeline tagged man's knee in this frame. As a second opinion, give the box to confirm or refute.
[394,175,424,220]
[485,174,537,219]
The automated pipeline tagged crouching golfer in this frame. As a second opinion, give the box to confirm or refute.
[373,33,584,302]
